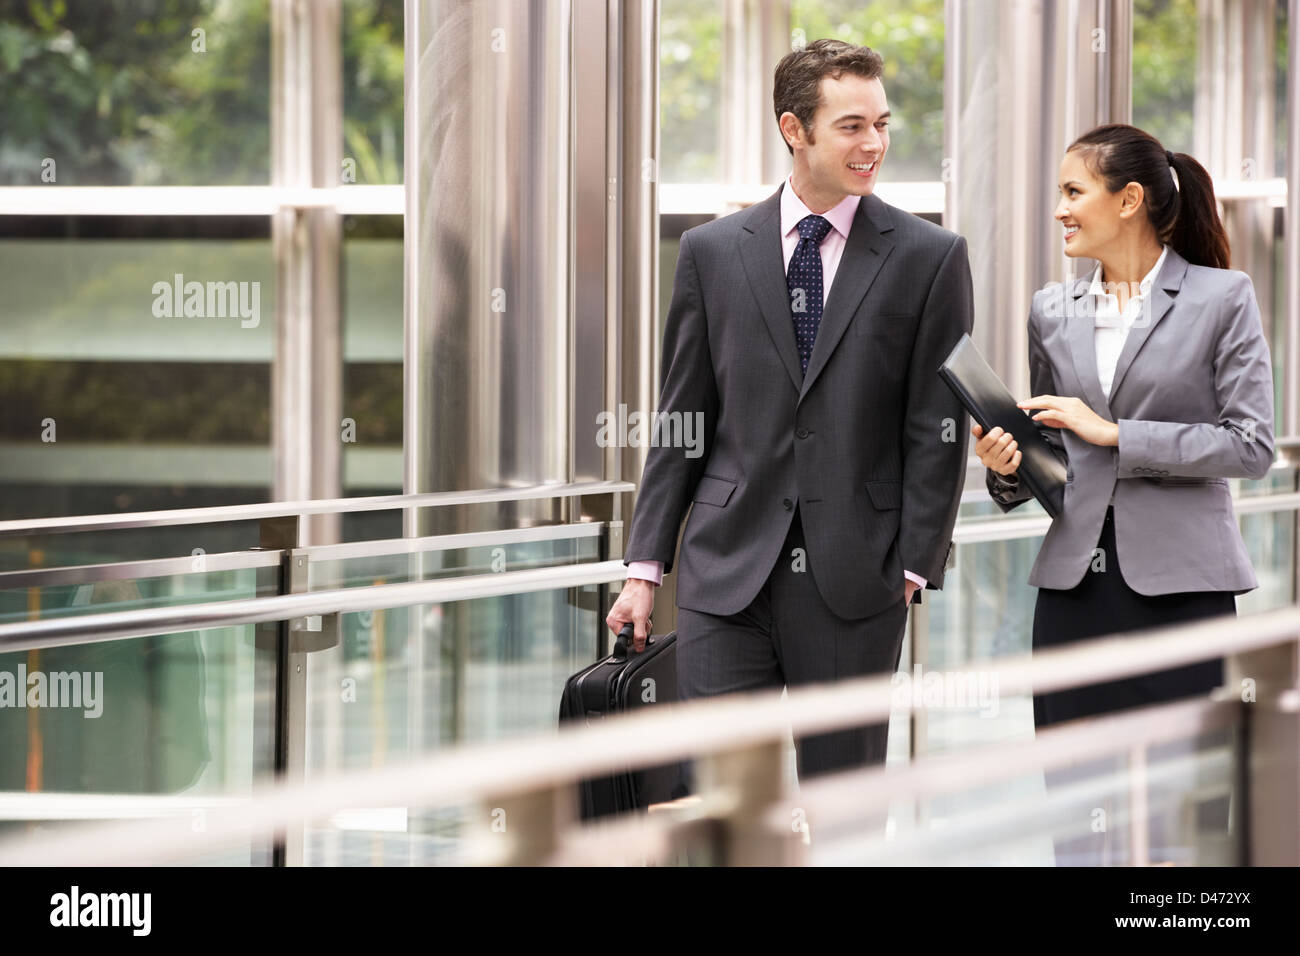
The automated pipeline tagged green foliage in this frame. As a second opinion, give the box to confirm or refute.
[660,0,722,182]
[1131,0,1198,155]
[659,0,945,183]
[0,0,404,185]
[343,0,404,184]
[0,0,269,184]
[791,0,945,180]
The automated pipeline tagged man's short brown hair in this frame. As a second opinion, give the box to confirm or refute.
[773,39,884,156]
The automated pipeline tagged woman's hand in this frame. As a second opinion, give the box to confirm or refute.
[972,423,1021,476]
[1017,395,1119,447]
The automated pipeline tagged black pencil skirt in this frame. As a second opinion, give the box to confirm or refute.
[1032,507,1235,729]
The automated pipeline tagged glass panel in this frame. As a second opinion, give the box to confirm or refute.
[308,532,602,590]
[659,0,724,183]
[813,724,1240,866]
[342,214,403,502]
[0,564,275,625]
[0,222,275,535]
[343,0,405,185]
[0,0,271,186]
[1236,467,1297,613]
[302,584,604,864]
[790,0,946,181]
[0,623,271,864]
[1132,0,1199,154]
[921,532,1041,755]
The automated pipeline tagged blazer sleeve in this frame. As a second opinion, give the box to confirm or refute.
[899,234,974,588]
[1115,271,1274,480]
[986,297,1068,511]
[622,230,719,572]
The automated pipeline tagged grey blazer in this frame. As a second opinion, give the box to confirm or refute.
[987,246,1274,594]
[624,186,973,620]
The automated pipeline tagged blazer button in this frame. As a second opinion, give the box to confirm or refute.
[796,427,809,439]
[782,497,793,511]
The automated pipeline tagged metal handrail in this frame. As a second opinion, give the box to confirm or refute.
[0,560,631,654]
[0,520,607,591]
[0,479,634,538]
[1,602,1293,867]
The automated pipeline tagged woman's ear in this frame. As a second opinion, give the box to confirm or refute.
[1118,181,1146,219]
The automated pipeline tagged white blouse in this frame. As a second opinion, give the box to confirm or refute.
[1090,244,1169,399]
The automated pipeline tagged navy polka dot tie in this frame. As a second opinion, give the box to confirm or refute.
[787,214,833,375]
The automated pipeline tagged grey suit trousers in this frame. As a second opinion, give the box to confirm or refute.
[675,504,909,788]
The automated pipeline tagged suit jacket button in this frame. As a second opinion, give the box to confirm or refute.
[796,427,808,439]
[782,497,793,511]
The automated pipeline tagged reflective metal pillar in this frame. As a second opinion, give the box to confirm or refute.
[1286,0,1299,436]
[272,0,343,546]
[406,0,573,536]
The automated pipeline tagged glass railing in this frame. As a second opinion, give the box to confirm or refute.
[0,481,631,865]
[815,720,1239,866]
[908,457,1299,759]
[1,464,1298,866]
[0,560,628,866]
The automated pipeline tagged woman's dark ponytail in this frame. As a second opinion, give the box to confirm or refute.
[1068,124,1230,270]
[1164,150,1230,269]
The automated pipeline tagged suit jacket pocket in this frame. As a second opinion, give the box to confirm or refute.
[865,479,902,510]
[693,474,738,507]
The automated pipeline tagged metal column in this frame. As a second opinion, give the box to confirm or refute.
[271,0,343,546]
[405,0,572,536]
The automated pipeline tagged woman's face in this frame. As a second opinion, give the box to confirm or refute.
[1053,149,1127,260]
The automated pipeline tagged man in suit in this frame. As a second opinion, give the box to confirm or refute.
[606,39,973,783]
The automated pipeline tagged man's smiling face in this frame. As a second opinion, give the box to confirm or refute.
[783,73,890,210]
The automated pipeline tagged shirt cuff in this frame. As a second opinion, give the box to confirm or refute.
[626,560,663,587]
[903,570,927,589]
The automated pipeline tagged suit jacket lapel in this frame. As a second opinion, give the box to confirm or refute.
[800,193,894,400]
[1066,275,1112,418]
[1107,248,1187,404]
[739,187,803,393]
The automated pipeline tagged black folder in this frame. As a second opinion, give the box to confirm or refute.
[939,333,1067,518]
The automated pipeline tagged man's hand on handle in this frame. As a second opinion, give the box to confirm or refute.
[606,577,655,653]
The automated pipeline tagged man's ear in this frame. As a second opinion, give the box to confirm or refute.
[779,111,804,151]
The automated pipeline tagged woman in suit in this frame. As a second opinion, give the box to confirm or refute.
[972,123,1274,729]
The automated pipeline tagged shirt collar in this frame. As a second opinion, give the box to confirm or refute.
[1087,244,1170,298]
[781,173,861,242]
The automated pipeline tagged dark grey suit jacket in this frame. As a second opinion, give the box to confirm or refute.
[987,246,1274,594]
[624,184,974,620]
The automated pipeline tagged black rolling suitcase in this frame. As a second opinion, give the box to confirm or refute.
[559,622,686,819]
